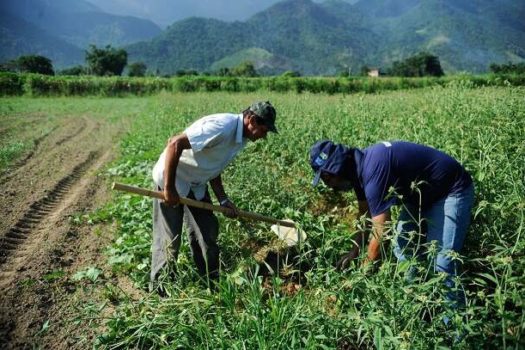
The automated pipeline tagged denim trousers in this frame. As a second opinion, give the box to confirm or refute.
[393,183,475,304]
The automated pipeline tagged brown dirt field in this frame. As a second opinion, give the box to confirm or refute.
[0,114,142,349]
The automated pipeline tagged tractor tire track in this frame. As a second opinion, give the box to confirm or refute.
[0,116,99,236]
[0,152,99,287]
[0,110,129,349]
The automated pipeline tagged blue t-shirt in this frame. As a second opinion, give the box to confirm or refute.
[355,141,472,216]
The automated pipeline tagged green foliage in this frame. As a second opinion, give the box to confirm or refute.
[73,267,103,283]
[216,67,231,77]
[175,69,199,77]
[0,72,25,95]
[2,0,524,75]
[0,141,25,172]
[389,52,444,77]
[210,47,283,74]
[230,61,259,77]
[281,70,301,78]
[58,65,87,76]
[97,87,525,349]
[125,1,373,76]
[85,45,128,77]
[212,62,259,77]
[490,62,525,75]
[124,0,525,75]
[11,55,55,75]
[128,62,147,77]
[2,73,525,97]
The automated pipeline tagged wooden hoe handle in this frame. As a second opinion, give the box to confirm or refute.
[112,182,296,228]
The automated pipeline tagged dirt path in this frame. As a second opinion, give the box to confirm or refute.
[0,114,131,348]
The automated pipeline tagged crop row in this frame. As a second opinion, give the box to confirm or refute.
[1,72,524,97]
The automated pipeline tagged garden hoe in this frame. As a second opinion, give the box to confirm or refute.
[112,183,306,247]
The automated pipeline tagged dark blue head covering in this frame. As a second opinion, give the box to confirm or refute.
[309,140,355,186]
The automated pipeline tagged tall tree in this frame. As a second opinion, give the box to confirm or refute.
[389,52,444,77]
[14,55,54,75]
[85,45,128,76]
[128,62,147,77]
[231,61,258,77]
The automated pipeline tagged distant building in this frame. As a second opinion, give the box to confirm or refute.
[368,68,380,77]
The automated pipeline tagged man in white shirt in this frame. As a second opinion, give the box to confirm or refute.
[151,101,277,291]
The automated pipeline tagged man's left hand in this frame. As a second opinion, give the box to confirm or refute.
[336,246,360,271]
[220,199,239,218]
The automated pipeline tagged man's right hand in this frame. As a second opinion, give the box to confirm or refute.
[163,187,180,206]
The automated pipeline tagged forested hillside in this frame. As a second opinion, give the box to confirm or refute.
[126,0,525,74]
[355,0,525,72]
[2,0,524,74]
[0,12,84,67]
[127,0,378,75]
[0,0,161,68]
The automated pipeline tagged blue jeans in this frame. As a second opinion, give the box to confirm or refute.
[393,184,475,304]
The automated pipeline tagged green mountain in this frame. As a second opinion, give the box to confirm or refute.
[2,0,162,48]
[2,0,523,74]
[0,0,162,68]
[355,0,525,72]
[0,12,84,67]
[51,12,162,49]
[128,0,377,75]
[127,18,250,74]
[246,0,377,74]
[127,0,525,75]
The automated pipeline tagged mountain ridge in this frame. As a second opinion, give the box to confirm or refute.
[127,0,522,74]
[0,0,162,68]
[127,0,379,75]
[1,0,524,74]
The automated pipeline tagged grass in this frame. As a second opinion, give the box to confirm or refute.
[2,85,524,349]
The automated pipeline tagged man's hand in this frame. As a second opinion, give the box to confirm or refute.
[163,187,180,206]
[336,245,360,271]
[220,198,239,218]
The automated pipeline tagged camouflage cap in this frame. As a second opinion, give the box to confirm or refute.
[248,101,278,133]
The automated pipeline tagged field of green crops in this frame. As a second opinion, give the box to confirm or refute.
[94,84,524,349]
[3,83,524,349]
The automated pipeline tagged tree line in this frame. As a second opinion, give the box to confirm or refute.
[2,47,524,78]
[0,45,144,77]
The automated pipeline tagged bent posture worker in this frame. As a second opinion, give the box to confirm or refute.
[151,101,278,291]
[310,140,474,304]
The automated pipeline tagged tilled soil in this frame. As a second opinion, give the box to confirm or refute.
[0,114,133,349]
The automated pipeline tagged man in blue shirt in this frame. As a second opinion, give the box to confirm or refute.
[310,140,475,303]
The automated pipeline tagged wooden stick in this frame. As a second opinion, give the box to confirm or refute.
[112,182,296,228]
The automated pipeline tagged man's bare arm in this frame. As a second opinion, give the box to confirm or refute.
[163,133,191,206]
[365,210,391,263]
[209,174,227,203]
[209,174,239,218]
